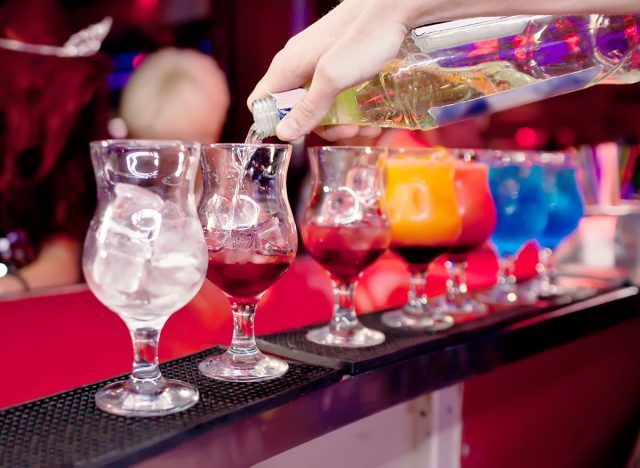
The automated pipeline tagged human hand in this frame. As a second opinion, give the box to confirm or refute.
[247,0,429,141]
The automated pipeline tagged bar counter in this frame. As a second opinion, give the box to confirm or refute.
[1,252,639,467]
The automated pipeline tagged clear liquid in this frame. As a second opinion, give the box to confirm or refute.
[224,125,263,231]
[245,124,263,144]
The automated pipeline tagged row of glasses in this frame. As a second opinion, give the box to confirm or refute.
[83,141,584,417]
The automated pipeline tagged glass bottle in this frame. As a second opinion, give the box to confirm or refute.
[252,14,640,138]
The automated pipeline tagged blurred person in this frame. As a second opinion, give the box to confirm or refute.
[119,47,230,143]
[0,0,110,295]
[247,0,639,142]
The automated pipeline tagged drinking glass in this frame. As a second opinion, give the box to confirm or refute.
[442,149,497,314]
[477,151,549,305]
[198,144,297,381]
[83,140,207,417]
[532,152,584,297]
[381,149,462,330]
[302,146,391,347]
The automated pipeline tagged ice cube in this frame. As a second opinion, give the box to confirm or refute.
[113,183,163,211]
[153,217,205,264]
[226,227,257,250]
[347,165,378,205]
[320,187,361,225]
[149,252,204,309]
[257,217,287,253]
[201,193,260,231]
[232,195,260,228]
[98,183,164,243]
[93,236,150,294]
[201,194,232,230]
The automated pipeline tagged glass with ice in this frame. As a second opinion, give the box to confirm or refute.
[198,144,297,382]
[83,140,207,417]
[301,146,391,347]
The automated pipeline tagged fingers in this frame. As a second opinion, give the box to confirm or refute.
[246,1,356,109]
[248,0,408,140]
[314,125,381,141]
[275,58,350,140]
[313,125,361,141]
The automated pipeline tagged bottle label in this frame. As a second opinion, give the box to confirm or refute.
[270,89,307,119]
[429,65,603,126]
[413,17,509,36]
[411,16,544,53]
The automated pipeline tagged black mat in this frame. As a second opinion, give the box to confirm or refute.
[0,347,341,467]
[256,278,624,374]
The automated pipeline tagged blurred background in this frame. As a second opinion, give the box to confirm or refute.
[0,0,639,397]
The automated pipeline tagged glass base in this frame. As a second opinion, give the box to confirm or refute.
[381,309,454,331]
[476,284,537,306]
[528,278,569,299]
[306,323,385,348]
[95,377,199,417]
[199,349,288,382]
[441,295,488,314]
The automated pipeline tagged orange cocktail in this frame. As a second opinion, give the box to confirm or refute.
[382,149,462,330]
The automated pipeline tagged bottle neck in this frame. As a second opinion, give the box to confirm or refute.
[251,97,282,138]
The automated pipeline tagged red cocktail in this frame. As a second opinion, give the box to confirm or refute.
[207,249,295,300]
[301,221,390,282]
[443,155,496,314]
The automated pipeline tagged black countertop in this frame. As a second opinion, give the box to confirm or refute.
[1,285,638,467]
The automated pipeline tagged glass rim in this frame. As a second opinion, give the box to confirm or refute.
[90,139,201,148]
[201,143,292,150]
[308,145,387,152]
[475,148,577,167]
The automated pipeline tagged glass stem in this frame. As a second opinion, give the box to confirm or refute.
[131,327,162,381]
[446,257,469,299]
[229,301,259,356]
[498,254,517,289]
[408,266,429,314]
[330,279,359,334]
[537,247,554,283]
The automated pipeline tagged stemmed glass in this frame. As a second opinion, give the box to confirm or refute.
[442,149,497,314]
[302,146,391,347]
[198,144,297,381]
[83,140,207,417]
[477,151,549,305]
[381,149,462,330]
[531,152,584,297]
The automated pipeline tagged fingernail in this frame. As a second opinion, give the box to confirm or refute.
[277,118,299,141]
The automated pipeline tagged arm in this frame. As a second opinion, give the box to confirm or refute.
[0,235,81,295]
[248,0,640,141]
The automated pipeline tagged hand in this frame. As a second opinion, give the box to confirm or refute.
[247,0,425,141]
[0,274,28,295]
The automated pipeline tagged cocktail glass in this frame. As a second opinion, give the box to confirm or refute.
[83,140,207,417]
[477,151,549,305]
[198,144,297,381]
[442,149,497,314]
[532,152,584,297]
[302,146,391,347]
[381,149,462,330]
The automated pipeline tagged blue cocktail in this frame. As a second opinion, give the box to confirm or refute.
[479,153,549,305]
[533,154,584,296]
